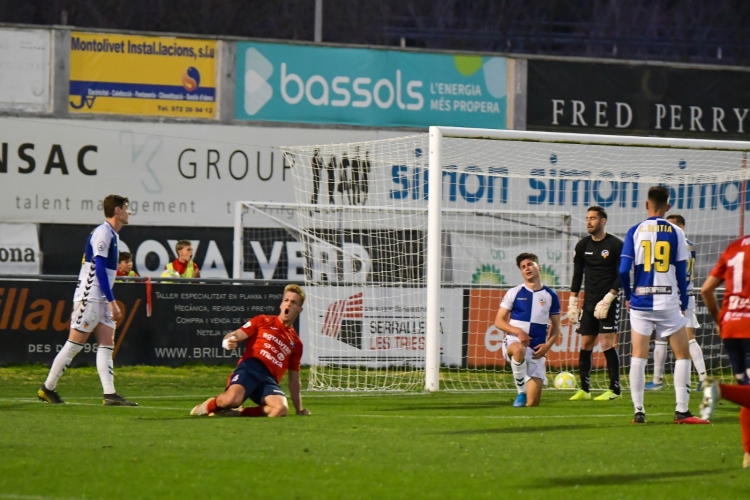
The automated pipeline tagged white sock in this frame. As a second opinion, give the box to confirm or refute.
[511,358,528,394]
[97,346,116,395]
[653,341,668,384]
[688,340,707,382]
[630,357,647,413]
[674,358,691,413]
[44,341,84,390]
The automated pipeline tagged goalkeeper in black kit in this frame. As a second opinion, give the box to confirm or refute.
[567,206,624,401]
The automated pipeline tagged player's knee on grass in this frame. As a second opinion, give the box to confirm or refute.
[526,378,543,406]
[668,328,691,359]
[217,385,245,408]
[264,395,289,417]
[599,333,616,351]
[507,342,525,363]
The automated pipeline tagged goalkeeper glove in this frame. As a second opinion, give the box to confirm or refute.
[567,296,579,324]
[594,292,617,319]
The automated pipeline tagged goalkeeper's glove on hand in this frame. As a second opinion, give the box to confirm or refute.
[567,296,579,324]
[594,292,617,319]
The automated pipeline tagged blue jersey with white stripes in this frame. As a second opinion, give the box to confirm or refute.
[620,217,688,311]
[500,284,560,348]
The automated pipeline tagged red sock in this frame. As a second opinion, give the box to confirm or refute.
[719,384,750,408]
[741,408,750,454]
[206,398,218,414]
[240,406,267,417]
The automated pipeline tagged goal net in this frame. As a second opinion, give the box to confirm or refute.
[240,128,746,391]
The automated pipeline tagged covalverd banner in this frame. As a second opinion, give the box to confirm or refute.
[69,32,217,118]
[235,42,508,128]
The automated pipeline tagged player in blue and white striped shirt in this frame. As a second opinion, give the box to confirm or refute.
[495,253,561,407]
[619,186,707,424]
[38,195,137,407]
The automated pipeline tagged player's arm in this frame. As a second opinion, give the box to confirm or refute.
[533,314,560,359]
[673,230,690,312]
[619,228,637,308]
[702,249,728,326]
[568,240,585,323]
[92,227,122,322]
[288,370,310,416]
[701,276,723,326]
[494,307,529,345]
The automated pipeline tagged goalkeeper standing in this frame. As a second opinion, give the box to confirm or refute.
[567,206,623,401]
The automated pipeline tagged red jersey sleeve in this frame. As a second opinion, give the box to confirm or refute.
[240,315,263,340]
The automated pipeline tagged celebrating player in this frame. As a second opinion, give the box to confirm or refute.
[37,195,137,406]
[190,285,311,417]
[495,253,561,407]
[699,235,750,468]
[567,206,623,401]
[646,214,707,391]
[619,186,707,424]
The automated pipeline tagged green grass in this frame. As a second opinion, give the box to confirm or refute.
[0,366,748,500]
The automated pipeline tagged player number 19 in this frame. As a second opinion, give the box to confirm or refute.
[641,240,670,273]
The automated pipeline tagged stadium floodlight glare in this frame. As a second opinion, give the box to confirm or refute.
[234,127,749,392]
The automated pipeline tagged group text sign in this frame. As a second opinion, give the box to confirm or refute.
[0,117,400,226]
[235,42,508,128]
[527,59,750,139]
[69,32,217,118]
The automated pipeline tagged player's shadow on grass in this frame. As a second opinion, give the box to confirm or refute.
[534,468,723,488]
[439,423,622,435]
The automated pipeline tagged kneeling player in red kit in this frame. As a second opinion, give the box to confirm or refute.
[190,284,310,417]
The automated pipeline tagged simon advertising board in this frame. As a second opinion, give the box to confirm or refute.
[0,28,51,112]
[527,59,750,140]
[235,42,508,128]
[69,32,217,118]
[0,117,402,226]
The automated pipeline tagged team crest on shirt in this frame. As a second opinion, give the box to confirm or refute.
[539,298,546,307]
[289,340,296,348]
[97,241,106,252]
[601,249,609,258]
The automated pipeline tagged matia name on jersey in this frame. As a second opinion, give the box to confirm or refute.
[638,224,673,233]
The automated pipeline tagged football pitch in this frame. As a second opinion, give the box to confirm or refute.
[1,366,748,500]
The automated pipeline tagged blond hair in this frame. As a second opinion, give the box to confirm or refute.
[175,240,192,253]
[284,284,306,305]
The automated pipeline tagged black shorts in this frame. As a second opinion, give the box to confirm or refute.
[723,338,750,377]
[577,298,619,336]
[227,358,286,406]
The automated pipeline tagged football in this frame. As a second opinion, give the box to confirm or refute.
[554,371,577,390]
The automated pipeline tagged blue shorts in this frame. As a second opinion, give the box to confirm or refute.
[227,358,286,406]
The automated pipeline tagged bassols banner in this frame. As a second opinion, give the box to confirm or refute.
[235,42,508,128]
[69,32,217,118]
[0,281,295,367]
[527,59,750,139]
[0,117,401,226]
[0,28,51,112]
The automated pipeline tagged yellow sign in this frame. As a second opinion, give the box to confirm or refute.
[69,32,217,118]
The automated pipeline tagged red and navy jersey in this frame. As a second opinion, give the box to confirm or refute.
[239,315,303,382]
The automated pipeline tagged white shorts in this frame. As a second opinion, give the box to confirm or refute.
[71,300,115,332]
[503,335,546,380]
[685,296,701,329]
[629,308,687,340]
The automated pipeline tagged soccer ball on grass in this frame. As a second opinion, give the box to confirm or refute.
[553,371,577,390]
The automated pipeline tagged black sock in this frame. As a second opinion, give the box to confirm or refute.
[604,347,621,395]
[579,349,593,393]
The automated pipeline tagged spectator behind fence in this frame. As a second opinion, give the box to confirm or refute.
[116,252,139,278]
[162,240,201,279]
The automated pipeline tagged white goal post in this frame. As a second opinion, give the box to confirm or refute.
[234,127,747,392]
